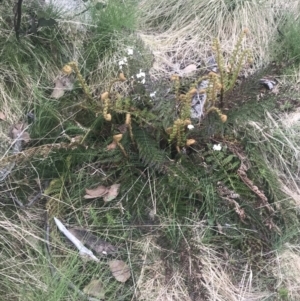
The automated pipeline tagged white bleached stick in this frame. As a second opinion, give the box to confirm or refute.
[54,217,99,262]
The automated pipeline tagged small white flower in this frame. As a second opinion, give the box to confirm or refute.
[150,91,156,98]
[187,124,194,130]
[213,144,222,151]
[118,57,128,68]
[136,69,146,84]
[136,69,146,78]
[127,48,133,55]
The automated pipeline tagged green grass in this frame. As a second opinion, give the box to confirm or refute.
[82,0,137,71]
[274,13,300,66]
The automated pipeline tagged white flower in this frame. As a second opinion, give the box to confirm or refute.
[127,48,133,55]
[187,124,194,130]
[136,69,146,78]
[150,91,156,98]
[213,144,222,151]
[136,69,146,84]
[118,57,128,68]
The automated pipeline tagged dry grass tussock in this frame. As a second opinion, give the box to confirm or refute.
[1,208,275,300]
[273,244,300,300]
[199,252,270,301]
[280,65,300,89]
[0,208,48,297]
[133,221,273,301]
[0,18,82,155]
[134,231,193,301]
[241,109,300,298]
[247,111,300,205]
[137,0,300,79]
[0,198,299,300]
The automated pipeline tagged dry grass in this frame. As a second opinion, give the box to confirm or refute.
[134,235,191,301]
[137,0,300,79]
[273,244,300,300]
[0,208,48,299]
[199,252,270,301]
[279,65,300,91]
[246,111,300,203]
[0,198,299,301]
[133,220,277,301]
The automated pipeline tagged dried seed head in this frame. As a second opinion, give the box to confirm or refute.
[104,114,112,121]
[62,64,73,75]
[174,119,184,125]
[188,88,197,96]
[113,134,123,142]
[186,139,196,146]
[165,127,173,135]
[101,92,109,100]
[217,83,223,90]
[170,74,180,81]
[220,114,227,123]
[179,94,186,100]
[125,113,131,125]
[208,71,218,77]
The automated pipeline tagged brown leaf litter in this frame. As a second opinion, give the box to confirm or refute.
[84,183,120,202]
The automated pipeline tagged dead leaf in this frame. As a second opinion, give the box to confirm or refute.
[103,184,120,202]
[83,279,105,299]
[107,140,117,150]
[84,185,108,199]
[181,64,197,76]
[50,75,74,99]
[0,111,6,121]
[84,184,120,201]
[50,78,65,99]
[10,123,30,143]
[108,260,130,282]
[20,131,30,143]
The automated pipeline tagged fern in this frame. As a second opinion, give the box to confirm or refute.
[133,127,168,168]
[204,148,240,187]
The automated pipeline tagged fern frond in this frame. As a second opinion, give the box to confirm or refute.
[133,127,167,169]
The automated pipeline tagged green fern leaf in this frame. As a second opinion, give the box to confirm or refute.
[133,127,167,169]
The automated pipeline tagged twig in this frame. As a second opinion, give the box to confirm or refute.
[54,217,100,262]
